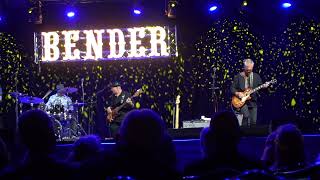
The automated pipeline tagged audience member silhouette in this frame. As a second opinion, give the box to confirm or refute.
[116,108,179,179]
[0,136,8,170]
[0,109,78,179]
[67,135,102,162]
[261,130,277,168]
[270,123,306,172]
[184,111,258,178]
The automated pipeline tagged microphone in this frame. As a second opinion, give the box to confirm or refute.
[211,67,217,78]
[81,78,84,86]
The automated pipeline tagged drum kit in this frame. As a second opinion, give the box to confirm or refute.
[11,86,86,141]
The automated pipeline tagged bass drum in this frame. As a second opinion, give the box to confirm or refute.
[49,116,62,141]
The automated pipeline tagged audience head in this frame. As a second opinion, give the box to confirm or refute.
[18,109,56,154]
[210,111,241,145]
[261,131,277,168]
[119,109,167,150]
[200,127,211,158]
[69,135,101,162]
[0,136,8,170]
[273,123,305,170]
[199,111,240,159]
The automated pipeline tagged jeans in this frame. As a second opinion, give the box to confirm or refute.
[240,105,257,126]
[108,121,121,138]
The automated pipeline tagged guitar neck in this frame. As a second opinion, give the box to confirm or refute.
[249,84,265,94]
[113,89,141,111]
[117,95,133,110]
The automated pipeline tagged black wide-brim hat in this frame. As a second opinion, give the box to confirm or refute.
[109,81,121,88]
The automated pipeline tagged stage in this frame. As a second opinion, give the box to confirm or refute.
[0,1,320,176]
[55,133,320,169]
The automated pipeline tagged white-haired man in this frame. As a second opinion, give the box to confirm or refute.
[231,59,263,126]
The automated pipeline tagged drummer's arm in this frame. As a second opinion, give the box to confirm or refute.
[67,98,73,111]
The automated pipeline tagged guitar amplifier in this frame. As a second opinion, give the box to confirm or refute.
[182,119,210,128]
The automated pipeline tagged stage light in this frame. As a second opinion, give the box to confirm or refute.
[28,1,43,24]
[67,11,75,18]
[166,0,178,19]
[28,8,34,14]
[133,9,142,15]
[209,5,218,12]
[282,2,292,8]
[242,1,248,6]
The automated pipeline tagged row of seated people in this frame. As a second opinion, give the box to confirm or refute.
[0,109,319,179]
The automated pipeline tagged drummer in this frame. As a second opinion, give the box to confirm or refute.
[45,84,73,112]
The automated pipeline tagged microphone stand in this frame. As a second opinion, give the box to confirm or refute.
[210,68,219,113]
[95,86,110,138]
[76,79,87,136]
[81,79,85,113]
[14,68,20,142]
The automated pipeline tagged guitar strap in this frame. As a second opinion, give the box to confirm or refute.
[241,72,253,88]
[249,72,253,88]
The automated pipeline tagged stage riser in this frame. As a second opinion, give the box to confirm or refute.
[56,135,320,169]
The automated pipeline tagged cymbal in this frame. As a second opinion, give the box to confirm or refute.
[19,96,44,104]
[72,102,86,107]
[10,92,26,98]
[61,87,78,94]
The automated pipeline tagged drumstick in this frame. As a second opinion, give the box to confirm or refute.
[42,90,53,99]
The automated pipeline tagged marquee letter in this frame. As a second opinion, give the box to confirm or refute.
[62,30,80,60]
[127,27,146,57]
[147,26,169,57]
[42,32,60,61]
[107,29,126,58]
[83,30,105,60]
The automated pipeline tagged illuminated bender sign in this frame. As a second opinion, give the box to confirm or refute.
[34,26,178,62]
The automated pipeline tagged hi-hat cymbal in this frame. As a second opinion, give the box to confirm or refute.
[19,96,44,104]
[61,87,78,94]
[72,102,86,107]
[10,92,26,98]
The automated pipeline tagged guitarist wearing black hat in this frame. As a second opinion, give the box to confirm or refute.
[106,81,134,138]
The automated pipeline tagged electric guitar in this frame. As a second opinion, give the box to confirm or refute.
[106,89,142,122]
[174,95,180,129]
[231,79,277,109]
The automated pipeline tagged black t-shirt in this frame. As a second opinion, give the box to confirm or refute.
[108,91,133,122]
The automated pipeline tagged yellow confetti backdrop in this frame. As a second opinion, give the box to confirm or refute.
[0,17,319,129]
[184,18,320,125]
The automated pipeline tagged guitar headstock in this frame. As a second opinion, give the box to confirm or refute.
[269,79,277,84]
[264,79,277,88]
[133,89,143,97]
[175,95,181,104]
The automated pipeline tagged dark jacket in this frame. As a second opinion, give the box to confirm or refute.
[230,72,262,107]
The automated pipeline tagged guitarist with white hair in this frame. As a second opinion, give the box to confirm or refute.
[230,59,270,127]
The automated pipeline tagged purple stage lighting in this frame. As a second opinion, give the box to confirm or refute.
[133,9,142,15]
[282,2,292,8]
[209,5,218,12]
[67,11,75,18]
